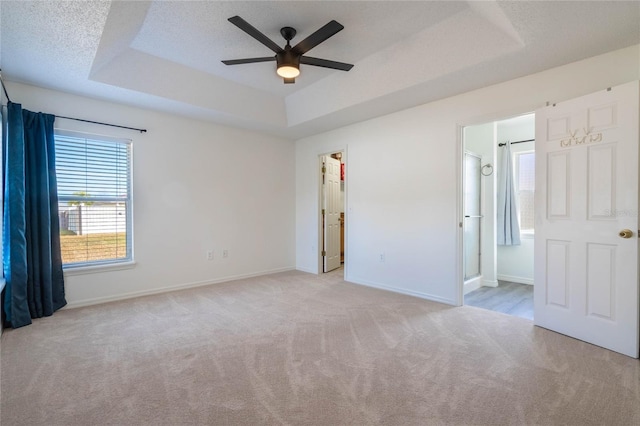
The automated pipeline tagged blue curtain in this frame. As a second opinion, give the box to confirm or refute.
[3,102,66,328]
[497,142,521,246]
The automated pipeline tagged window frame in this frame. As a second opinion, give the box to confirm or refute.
[54,129,134,270]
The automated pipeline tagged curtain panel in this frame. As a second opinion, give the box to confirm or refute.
[3,102,66,328]
[497,142,521,246]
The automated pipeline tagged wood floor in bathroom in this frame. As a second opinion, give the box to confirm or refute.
[464,280,533,320]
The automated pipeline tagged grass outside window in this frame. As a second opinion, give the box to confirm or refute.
[60,232,127,265]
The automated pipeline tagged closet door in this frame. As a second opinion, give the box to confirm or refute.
[323,156,341,272]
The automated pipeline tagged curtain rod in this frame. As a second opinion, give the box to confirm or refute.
[0,69,147,134]
[56,116,147,133]
[0,69,11,103]
[498,138,534,147]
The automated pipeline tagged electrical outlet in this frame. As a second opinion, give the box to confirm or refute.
[380,253,385,263]
[206,250,214,261]
[223,249,229,258]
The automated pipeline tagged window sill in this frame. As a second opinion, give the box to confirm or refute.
[63,261,136,276]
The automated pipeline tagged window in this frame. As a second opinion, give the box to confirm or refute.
[55,131,132,267]
[515,151,535,234]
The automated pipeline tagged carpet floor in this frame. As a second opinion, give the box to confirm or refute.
[1,269,639,425]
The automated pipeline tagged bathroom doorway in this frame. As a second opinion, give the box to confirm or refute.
[461,113,535,320]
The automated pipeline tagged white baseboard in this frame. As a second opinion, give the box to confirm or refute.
[463,277,483,295]
[483,279,499,288]
[345,275,457,306]
[64,266,296,309]
[497,274,534,285]
[464,277,498,295]
[295,266,316,274]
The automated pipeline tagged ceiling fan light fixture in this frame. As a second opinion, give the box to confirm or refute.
[222,16,353,84]
[276,50,300,79]
[277,65,300,78]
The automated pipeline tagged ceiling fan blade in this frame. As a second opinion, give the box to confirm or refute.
[300,56,353,71]
[283,78,296,84]
[291,20,344,56]
[228,16,283,54]
[222,57,275,65]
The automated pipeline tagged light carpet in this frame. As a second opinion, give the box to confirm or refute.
[1,269,639,425]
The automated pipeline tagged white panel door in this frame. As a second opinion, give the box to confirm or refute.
[323,156,341,272]
[535,81,639,358]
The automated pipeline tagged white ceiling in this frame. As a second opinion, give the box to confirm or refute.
[1,1,639,139]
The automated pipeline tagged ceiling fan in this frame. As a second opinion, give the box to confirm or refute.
[221,16,354,84]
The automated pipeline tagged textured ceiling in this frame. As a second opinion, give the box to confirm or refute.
[1,1,639,139]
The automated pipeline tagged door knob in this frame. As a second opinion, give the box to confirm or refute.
[619,229,633,238]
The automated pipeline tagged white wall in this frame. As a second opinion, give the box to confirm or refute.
[463,122,497,293]
[7,82,296,307]
[496,115,535,284]
[295,45,640,306]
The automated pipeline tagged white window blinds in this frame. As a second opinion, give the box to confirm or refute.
[516,151,535,233]
[55,132,132,266]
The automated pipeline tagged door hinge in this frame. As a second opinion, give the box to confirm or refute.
[322,209,325,215]
[321,250,326,256]
[322,166,326,174]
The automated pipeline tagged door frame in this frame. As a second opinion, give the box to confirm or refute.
[317,149,347,275]
[456,111,536,306]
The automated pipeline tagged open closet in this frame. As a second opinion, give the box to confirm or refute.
[321,151,345,273]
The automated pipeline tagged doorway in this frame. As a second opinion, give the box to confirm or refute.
[461,113,535,320]
[320,151,345,274]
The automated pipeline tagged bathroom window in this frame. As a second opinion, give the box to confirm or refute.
[515,151,535,234]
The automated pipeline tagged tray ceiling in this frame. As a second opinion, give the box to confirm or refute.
[1,1,639,139]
